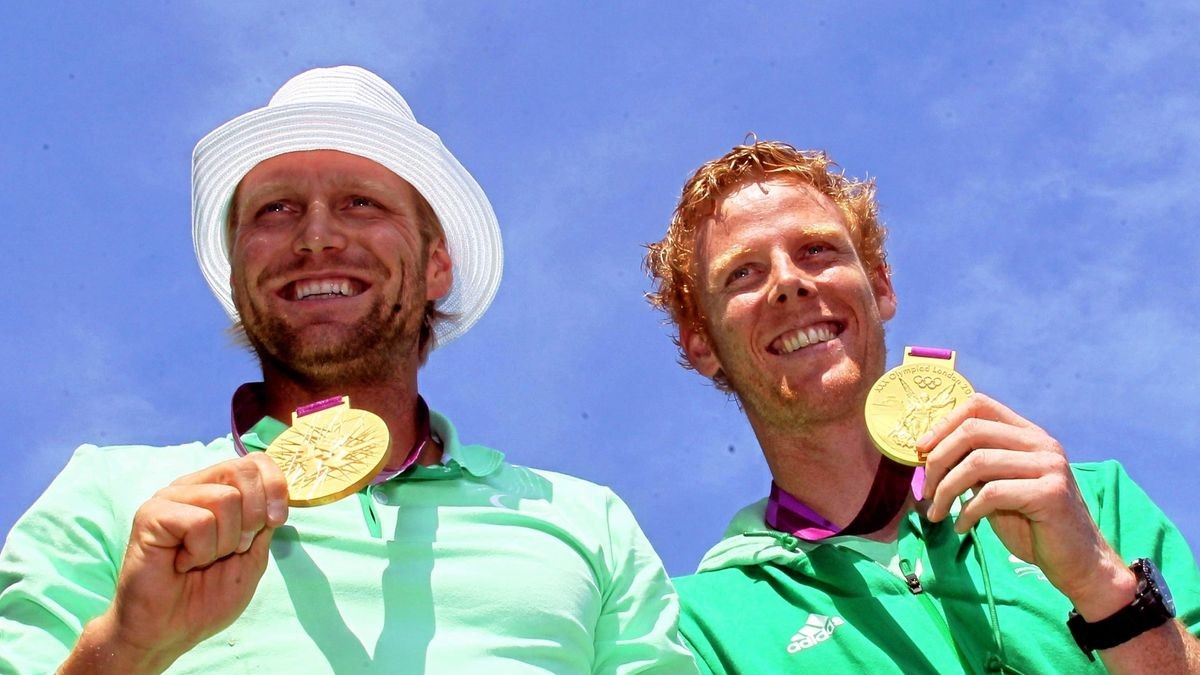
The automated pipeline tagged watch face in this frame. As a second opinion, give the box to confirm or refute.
[1145,560,1177,616]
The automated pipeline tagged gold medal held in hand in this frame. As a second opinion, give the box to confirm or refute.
[865,346,975,466]
[264,396,390,507]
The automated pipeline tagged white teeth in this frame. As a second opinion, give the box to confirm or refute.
[294,278,358,300]
[777,323,838,354]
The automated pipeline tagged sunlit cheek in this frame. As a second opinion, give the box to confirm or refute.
[778,377,799,401]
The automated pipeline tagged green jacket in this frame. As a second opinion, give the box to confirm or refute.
[676,461,1200,674]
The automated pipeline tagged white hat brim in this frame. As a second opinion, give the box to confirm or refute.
[191,101,503,348]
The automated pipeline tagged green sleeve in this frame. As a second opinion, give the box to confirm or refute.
[592,488,699,674]
[678,625,719,675]
[0,445,123,674]
[1075,460,1200,635]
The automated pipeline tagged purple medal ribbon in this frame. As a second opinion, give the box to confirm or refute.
[765,460,924,541]
[908,345,954,360]
[230,382,432,484]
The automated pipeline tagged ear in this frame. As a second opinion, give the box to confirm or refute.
[680,323,723,378]
[425,237,453,302]
[228,269,243,308]
[871,264,897,321]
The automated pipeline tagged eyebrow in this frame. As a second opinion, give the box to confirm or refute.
[706,244,753,287]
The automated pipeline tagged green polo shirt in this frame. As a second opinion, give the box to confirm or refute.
[1,410,696,674]
[676,461,1200,674]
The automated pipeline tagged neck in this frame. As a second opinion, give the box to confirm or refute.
[749,405,893,536]
[259,363,443,467]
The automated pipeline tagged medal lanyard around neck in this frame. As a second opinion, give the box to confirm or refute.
[228,382,433,484]
[764,458,923,541]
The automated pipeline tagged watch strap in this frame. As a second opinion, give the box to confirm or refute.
[1067,558,1175,659]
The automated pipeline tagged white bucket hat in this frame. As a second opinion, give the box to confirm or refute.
[191,65,503,348]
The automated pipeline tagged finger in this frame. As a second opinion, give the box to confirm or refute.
[226,458,269,554]
[246,524,277,571]
[246,452,289,528]
[917,393,1040,455]
[132,495,221,573]
[172,456,279,551]
[953,477,1045,533]
[927,448,1049,521]
[922,417,1044,499]
[152,484,243,572]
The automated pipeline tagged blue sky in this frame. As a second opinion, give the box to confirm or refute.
[2,2,1197,576]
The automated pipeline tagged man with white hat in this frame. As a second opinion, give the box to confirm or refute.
[0,66,695,674]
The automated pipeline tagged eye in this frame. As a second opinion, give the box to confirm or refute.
[252,200,291,219]
[349,196,377,208]
[725,265,754,286]
[804,243,829,256]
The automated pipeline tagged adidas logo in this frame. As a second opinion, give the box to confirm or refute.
[786,613,845,654]
[1008,553,1047,581]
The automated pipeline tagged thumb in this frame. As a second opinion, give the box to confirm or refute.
[243,526,278,578]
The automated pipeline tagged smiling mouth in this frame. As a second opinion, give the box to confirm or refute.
[285,277,367,301]
[768,321,844,355]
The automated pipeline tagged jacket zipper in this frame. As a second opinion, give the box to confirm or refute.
[899,555,978,674]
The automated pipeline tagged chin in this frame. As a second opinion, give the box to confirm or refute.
[743,367,867,428]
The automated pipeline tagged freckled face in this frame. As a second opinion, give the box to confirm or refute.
[683,178,896,428]
[228,150,451,384]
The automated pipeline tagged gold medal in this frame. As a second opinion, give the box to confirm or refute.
[864,346,974,466]
[264,396,390,507]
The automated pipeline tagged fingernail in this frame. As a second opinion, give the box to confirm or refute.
[917,431,933,448]
[268,499,286,526]
[237,531,255,554]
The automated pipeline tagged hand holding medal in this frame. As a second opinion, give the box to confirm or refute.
[869,347,1127,616]
[230,385,412,507]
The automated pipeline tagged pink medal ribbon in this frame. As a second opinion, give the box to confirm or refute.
[765,460,924,540]
[229,382,432,484]
[907,345,954,359]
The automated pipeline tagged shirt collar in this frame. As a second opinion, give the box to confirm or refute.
[237,406,504,481]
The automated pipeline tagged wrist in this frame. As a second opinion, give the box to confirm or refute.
[1067,557,1177,660]
[1063,553,1139,622]
[64,613,176,675]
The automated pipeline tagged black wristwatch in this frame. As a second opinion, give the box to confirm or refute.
[1067,558,1176,660]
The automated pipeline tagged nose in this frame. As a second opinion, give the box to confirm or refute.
[768,251,815,305]
[292,203,348,255]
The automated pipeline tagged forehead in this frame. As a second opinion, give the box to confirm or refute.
[697,178,851,259]
[235,149,416,204]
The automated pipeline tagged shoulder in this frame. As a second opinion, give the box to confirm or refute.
[1070,458,1129,488]
[62,437,237,482]
[67,438,224,464]
[675,565,763,599]
[1068,459,1148,511]
[28,437,239,519]
[526,465,620,496]
[481,462,659,549]
[489,461,626,507]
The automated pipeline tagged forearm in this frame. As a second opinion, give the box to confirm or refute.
[1098,620,1200,674]
[58,613,177,675]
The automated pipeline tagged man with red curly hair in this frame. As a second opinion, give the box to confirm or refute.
[646,140,1200,673]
